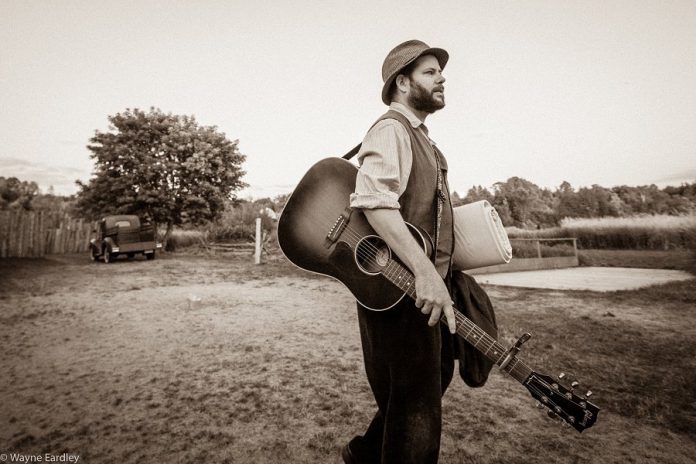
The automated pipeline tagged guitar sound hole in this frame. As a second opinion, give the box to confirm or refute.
[355,236,390,275]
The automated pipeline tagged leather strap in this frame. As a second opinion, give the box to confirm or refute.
[342,143,362,160]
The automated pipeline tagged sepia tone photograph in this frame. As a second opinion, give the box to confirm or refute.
[1,1,695,463]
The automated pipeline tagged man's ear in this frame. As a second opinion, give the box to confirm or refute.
[394,74,409,97]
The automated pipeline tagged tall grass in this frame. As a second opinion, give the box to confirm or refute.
[507,214,696,250]
[165,202,278,251]
[510,240,575,258]
[560,215,696,229]
[166,229,208,250]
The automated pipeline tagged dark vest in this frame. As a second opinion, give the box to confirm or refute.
[372,110,454,277]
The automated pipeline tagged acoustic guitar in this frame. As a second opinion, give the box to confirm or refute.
[277,157,599,432]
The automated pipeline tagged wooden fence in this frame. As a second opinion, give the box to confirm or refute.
[0,210,92,258]
[469,238,579,274]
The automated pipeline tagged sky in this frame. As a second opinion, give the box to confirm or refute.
[1,0,695,197]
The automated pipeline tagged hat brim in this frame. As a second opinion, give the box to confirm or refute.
[381,47,449,106]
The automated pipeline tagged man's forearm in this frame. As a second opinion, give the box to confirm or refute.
[362,207,456,332]
[362,208,437,279]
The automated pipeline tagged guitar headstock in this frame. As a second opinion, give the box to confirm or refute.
[524,371,600,432]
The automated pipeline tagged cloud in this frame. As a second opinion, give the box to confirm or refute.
[652,168,696,187]
[0,157,295,199]
[0,157,91,195]
[237,183,295,200]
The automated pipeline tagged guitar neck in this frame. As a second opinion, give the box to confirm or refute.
[382,259,533,385]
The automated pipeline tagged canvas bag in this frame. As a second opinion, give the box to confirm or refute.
[450,270,498,388]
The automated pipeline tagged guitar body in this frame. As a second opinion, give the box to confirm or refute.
[277,158,430,310]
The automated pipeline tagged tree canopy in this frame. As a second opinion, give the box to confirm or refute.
[76,108,246,242]
[0,177,39,210]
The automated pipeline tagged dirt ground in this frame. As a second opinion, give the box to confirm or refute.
[1,252,695,463]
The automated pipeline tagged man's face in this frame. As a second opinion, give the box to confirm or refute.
[405,55,446,113]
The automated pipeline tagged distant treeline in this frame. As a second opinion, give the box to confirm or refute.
[3,175,695,231]
[453,178,696,228]
[0,177,77,214]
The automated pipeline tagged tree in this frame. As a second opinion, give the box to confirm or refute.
[491,177,554,227]
[0,177,39,210]
[76,108,246,246]
[461,185,494,205]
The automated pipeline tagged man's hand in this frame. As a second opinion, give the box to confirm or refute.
[414,267,457,333]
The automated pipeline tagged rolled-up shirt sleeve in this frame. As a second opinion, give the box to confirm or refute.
[349,120,412,210]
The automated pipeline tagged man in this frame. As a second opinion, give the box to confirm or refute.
[343,39,459,464]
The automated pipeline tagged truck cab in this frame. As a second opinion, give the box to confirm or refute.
[89,215,162,263]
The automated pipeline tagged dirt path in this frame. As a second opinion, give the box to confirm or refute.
[1,254,694,463]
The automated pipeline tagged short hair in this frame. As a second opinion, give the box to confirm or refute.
[388,59,420,103]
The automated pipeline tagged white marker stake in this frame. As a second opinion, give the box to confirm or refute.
[254,217,262,264]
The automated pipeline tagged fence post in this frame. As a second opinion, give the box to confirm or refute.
[28,212,35,257]
[0,211,7,257]
[254,218,262,265]
[536,240,542,259]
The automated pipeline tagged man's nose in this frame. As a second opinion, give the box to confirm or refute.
[437,74,446,84]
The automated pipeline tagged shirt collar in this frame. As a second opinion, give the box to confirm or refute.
[389,102,426,130]
[389,102,434,142]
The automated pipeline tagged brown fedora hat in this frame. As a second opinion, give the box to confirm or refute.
[381,39,449,105]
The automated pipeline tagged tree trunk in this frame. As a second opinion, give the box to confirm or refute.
[163,221,174,251]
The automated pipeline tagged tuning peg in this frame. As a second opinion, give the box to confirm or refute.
[585,390,593,398]
[558,372,566,380]
[571,381,580,388]
[547,410,558,420]
[536,402,544,409]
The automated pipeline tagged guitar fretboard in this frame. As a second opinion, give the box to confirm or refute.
[382,259,533,384]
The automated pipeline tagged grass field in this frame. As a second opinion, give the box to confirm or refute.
[578,249,696,274]
[508,214,696,250]
[1,253,695,463]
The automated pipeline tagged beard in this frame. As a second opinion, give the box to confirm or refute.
[408,80,445,114]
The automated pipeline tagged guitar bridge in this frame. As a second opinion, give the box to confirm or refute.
[325,207,353,248]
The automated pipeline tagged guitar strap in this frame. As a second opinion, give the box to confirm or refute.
[342,143,362,160]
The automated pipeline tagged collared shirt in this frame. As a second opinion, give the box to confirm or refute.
[349,102,437,209]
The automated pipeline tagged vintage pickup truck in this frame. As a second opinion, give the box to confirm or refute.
[89,215,162,263]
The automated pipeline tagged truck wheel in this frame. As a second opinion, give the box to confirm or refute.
[104,248,112,264]
[146,251,155,260]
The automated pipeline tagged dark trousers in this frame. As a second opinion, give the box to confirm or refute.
[348,296,456,464]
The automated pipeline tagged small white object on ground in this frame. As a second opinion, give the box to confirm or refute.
[187,294,202,310]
